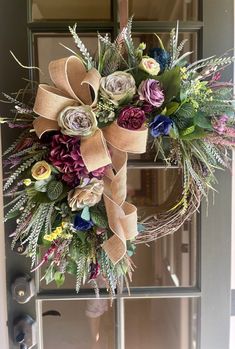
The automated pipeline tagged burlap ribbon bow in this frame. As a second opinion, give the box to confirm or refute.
[33,56,148,264]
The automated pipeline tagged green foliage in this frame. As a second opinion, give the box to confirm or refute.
[4,194,27,222]
[123,17,137,67]
[180,126,208,140]
[194,112,213,130]
[175,102,196,119]
[156,67,181,103]
[34,179,48,192]
[100,250,116,296]
[75,255,86,293]
[165,102,180,116]
[54,271,65,287]
[45,264,56,285]
[81,206,90,221]
[90,205,108,228]
[47,180,63,201]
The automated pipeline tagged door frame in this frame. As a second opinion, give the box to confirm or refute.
[0,1,234,348]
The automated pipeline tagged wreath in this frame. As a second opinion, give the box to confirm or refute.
[2,20,234,295]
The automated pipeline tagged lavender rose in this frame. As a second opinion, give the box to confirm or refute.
[117,106,146,130]
[138,79,164,107]
[100,72,136,105]
[58,105,97,137]
[149,115,172,137]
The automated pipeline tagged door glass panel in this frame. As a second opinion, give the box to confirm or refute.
[32,0,111,21]
[127,168,198,287]
[35,34,102,83]
[125,298,199,349]
[129,0,199,21]
[41,299,115,349]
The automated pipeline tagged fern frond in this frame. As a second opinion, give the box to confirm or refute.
[123,17,136,67]
[75,255,86,293]
[69,24,94,70]
[100,250,116,297]
[3,130,29,156]
[4,194,27,221]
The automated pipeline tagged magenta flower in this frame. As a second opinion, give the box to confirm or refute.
[49,133,106,186]
[138,79,164,107]
[117,106,145,130]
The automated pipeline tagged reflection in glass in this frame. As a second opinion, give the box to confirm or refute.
[129,0,198,21]
[42,299,115,349]
[125,298,198,349]
[32,0,111,21]
[127,169,197,287]
[36,35,100,84]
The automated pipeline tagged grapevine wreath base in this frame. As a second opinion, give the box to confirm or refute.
[2,20,234,294]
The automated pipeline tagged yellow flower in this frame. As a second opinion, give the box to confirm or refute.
[55,227,62,235]
[44,234,54,242]
[139,57,160,75]
[31,161,51,181]
[23,179,32,186]
[61,222,68,229]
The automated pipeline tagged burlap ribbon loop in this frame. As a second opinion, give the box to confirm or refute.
[33,56,111,171]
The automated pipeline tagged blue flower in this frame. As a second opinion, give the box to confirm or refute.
[149,115,172,137]
[74,214,93,231]
[149,48,170,72]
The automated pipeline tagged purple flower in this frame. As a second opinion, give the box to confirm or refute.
[213,114,229,134]
[74,214,93,231]
[49,133,107,187]
[138,79,164,107]
[89,262,100,280]
[149,115,172,137]
[117,106,146,130]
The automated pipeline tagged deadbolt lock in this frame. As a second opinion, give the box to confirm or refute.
[11,275,35,304]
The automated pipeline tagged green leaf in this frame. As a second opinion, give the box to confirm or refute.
[69,244,80,260]
[126,241,136,257]
[175,102,196,119]
[156,67,181,103]
[34,180,48,192]
[194,112,213,130]
[81,206,90,221]
[5,209,20,220]
[67,259,77,275]
[44,264,55,285]
[54,271,65,288]
[47,180,63,201]
[180,125,195,136]
[137,223,145,232]
[33,192,52,203]
[180,126,208,140]
[165,102,180,116]
[169,122,179,139]
[90,207,108,228]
